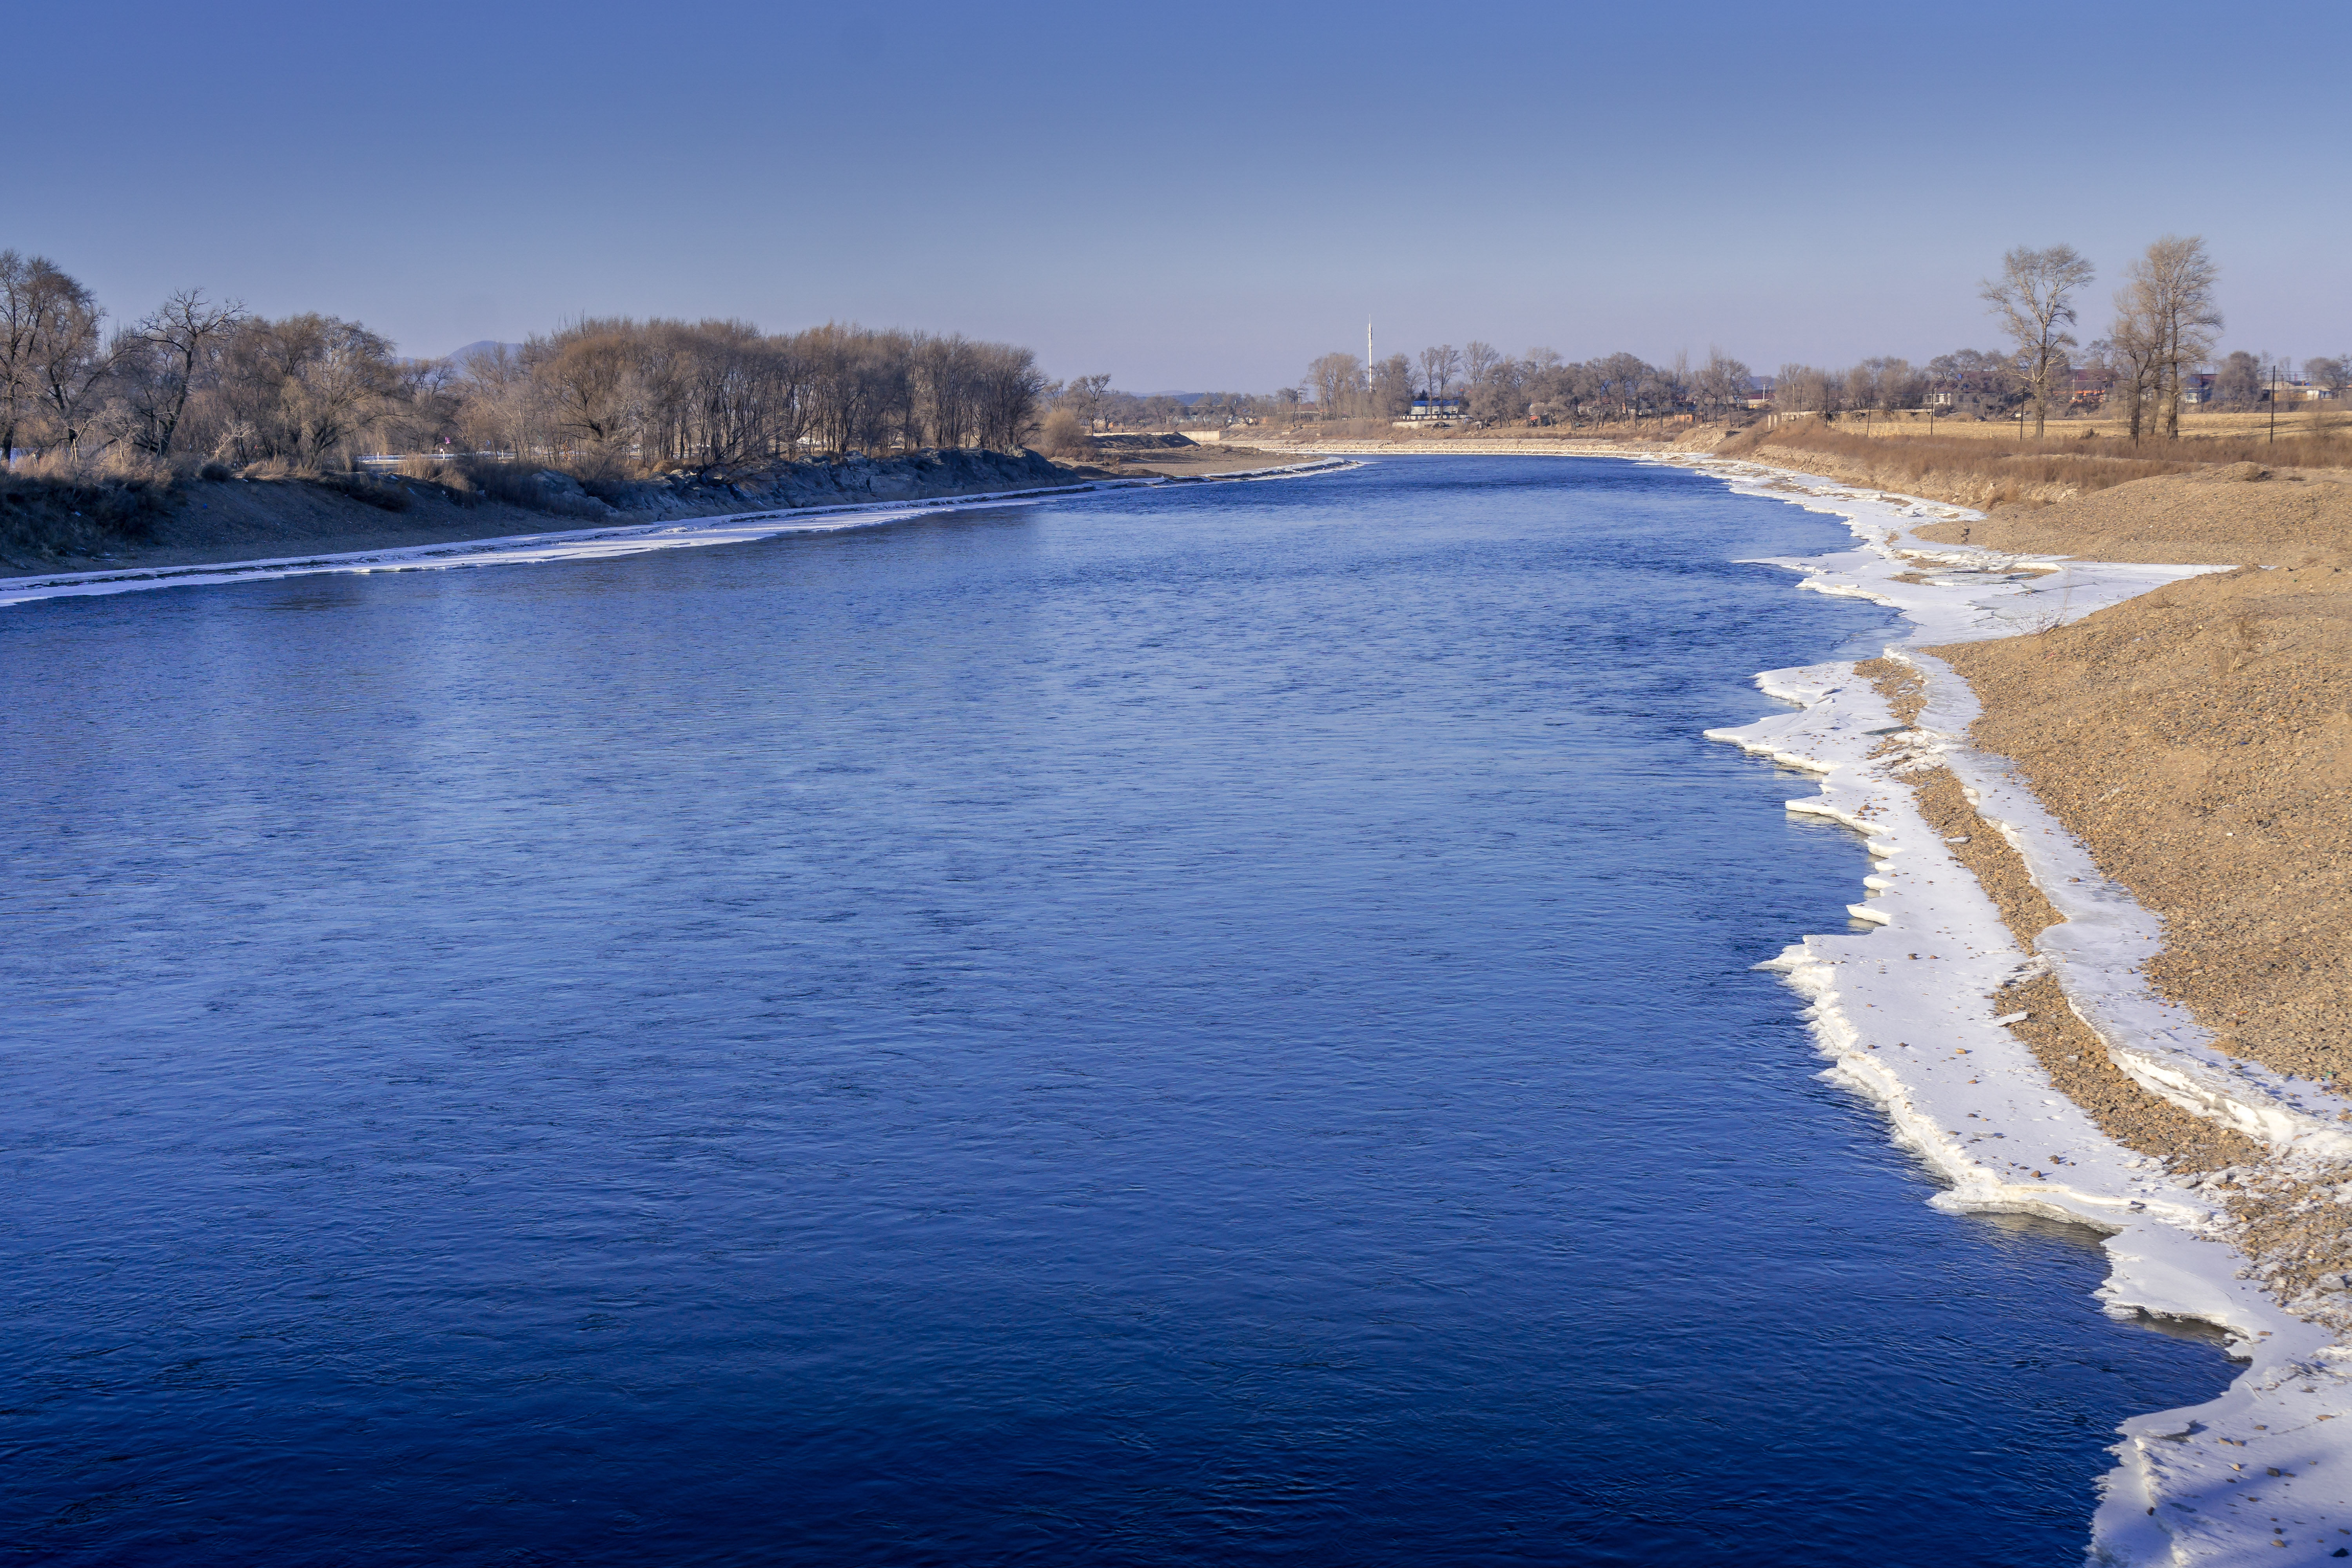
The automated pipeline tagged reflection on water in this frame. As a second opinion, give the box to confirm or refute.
[0,457,2229,1566]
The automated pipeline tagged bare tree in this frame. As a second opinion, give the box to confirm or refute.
[1980,244,2094,437]
[2212,349,2264,410]
[0,252,104,465]
[540,323,639,448]
[2116,235,2221,440]
[968,340,1044,450]
[2305,356,2352,400]
[1774,364,1839,417]
[1694,347,1752,422]
[1308,352,1364,417]
[2102,308,2164,443]
[0,252,58,464]
[1058,372,1112,430]
[126,289,248,461]
[1417,344,1461,399]
[0,254,119,464]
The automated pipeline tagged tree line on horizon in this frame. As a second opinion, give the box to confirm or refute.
[1243,235,2347,439]
[0,252,1051,480]
[10,237,2344,486]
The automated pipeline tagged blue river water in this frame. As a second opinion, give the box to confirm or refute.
[0,457,2227,1565]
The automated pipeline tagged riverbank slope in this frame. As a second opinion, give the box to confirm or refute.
[0,449,1098,574]
[1685,453,2352,1565]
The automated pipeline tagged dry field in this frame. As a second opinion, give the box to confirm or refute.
[1837,406,2352,444]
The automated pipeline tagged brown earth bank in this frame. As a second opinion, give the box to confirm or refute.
[0,449,1095,575]
[1866,611,2352,1325]
[1928,563,2352,1085]
[1910,464,2352,567]
[1856,661,2264,1175]
[1726,437,2352,1100]
[1079,434,1325,478]
[1894,461,2352,1091]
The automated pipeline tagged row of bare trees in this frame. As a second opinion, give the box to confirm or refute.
[1045,376,1264,432]
[1978,236,2237,440]
[0,252,1049,477]
[1769,352,2023,418]
[1290,345,1759,427]
[461,320,1047,466]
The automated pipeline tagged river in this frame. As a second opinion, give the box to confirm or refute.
[0,456,2228,1565]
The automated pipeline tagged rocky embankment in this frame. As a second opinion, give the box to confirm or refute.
[603,448,1085,519]
[0,449,1094,574]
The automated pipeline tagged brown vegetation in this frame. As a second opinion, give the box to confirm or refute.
[1910,466,2352,566]
[1720,424,2352,508]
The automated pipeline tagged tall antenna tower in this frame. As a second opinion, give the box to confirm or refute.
[1367,319,1374,372]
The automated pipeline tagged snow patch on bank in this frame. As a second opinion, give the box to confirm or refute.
[1685,458,2352,1566]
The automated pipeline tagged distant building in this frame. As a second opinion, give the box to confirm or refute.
[2180,372,2217,405]
[1405,397,1465,421]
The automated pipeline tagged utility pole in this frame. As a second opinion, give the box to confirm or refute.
[2269,359,2278,445]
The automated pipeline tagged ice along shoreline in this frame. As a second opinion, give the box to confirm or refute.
[1679,456,2352,1566]
[0,459,1355,610]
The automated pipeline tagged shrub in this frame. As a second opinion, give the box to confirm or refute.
[1038,408,1094,459]
[0,468,178,555]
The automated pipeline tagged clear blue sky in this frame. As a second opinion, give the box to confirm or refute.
[16,0,2346,390]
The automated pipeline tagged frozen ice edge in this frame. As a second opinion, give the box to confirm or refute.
[1658,456,2352,1566]
[0,457,1360,610]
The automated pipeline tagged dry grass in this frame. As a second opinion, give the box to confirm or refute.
[1038,409,1092,458]
[0,466,179,559]
[1721,422,2352,505]
[1832,407,2352,445]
